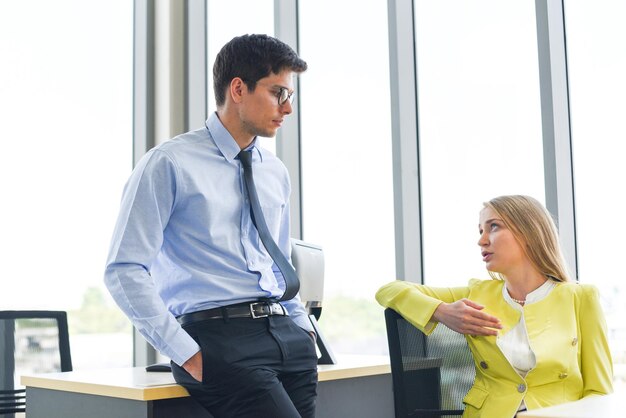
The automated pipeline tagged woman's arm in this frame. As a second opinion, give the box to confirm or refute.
[376,280,501,336]
[579,284,613,396]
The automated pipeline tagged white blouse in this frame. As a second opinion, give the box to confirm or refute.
[496,279,557,411]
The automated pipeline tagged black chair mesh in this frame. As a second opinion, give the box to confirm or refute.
[1,311,72,417]
[385,308,475,418]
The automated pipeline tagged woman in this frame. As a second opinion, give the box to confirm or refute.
[376,195,613,418]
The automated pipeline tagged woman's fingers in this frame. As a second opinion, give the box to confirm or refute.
[460,299,502,329]
[434,299,502,336]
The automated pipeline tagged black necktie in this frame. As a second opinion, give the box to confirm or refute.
[239,150,300,301]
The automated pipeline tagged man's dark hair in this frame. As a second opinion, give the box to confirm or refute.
[213,34,307,107]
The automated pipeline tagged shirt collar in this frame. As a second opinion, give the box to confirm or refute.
[205,112,264,163]
[524,279,557,304]
[502,279,557,310]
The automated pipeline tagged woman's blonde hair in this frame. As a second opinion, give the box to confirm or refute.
[484,195,571,282]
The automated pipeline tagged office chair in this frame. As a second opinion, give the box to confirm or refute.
[384,308,475,418]
[0,311,72,417]
[290,238,336,365]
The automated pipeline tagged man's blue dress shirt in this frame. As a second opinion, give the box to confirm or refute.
[104,113,312,366]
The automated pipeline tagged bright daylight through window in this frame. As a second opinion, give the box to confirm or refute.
[0,0,133,369]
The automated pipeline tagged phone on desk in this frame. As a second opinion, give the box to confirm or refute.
[145,362,172,372]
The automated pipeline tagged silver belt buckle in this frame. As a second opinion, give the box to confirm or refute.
[249,302,269,319]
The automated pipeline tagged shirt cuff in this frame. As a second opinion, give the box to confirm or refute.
[166,326,201,366]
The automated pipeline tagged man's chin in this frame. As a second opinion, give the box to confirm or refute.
[258,129,278,138]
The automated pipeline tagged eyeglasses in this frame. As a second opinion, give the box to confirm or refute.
[275,86,295,106]
[254,81,295,106]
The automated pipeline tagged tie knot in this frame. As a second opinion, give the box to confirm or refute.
[238,150,253,168]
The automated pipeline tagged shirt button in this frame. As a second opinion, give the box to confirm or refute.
[559,372,568,379]
[480,361,488,369]
[517,384,526,393]
[571,337,578,346]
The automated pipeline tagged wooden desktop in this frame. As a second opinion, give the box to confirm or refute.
[22,354,392,418]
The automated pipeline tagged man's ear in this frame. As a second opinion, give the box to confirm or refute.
[229,77,245,104]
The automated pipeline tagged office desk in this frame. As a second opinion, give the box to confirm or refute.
[517,393,622,418]
[22,355,392,418]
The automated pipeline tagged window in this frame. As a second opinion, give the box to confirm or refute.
[299,0,394,354]
[565,0,626,389]
[207,0,275,153]
[415,0,545,286]
[0,0,133,368]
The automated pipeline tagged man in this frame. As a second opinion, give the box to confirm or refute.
[104,34,317,418]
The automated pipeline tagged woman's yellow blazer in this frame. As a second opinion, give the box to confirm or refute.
[376,279,613,418]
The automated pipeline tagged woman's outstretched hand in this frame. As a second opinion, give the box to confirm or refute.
[433,299,502,336]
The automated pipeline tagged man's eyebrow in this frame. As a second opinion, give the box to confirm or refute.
[272,84,293,92]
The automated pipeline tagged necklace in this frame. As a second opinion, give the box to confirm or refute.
[510,296,526,305]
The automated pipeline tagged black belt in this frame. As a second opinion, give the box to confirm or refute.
[176,301,286,327]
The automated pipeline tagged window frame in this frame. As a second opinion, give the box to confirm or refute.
[134,0,580,363]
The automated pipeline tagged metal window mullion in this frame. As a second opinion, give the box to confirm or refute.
[274,0,303,240]
[186,0,207,131]
[158,0,186,142]
[535,0,578,279]
[133,0,155,166]
[387,0,423,284]
[132,0,157,366]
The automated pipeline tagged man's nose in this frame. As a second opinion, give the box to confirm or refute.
[281,99,293,115]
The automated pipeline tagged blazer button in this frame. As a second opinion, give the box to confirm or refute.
[480,361,488,369]
[571,337,578,346]
[517,384,526,393]
[559,372,568,379]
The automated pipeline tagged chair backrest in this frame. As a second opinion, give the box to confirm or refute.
[0,311,72,417]
[384,308,475,418]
